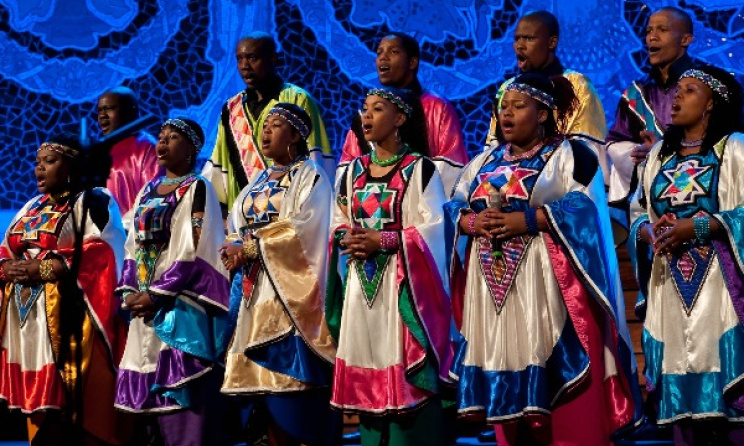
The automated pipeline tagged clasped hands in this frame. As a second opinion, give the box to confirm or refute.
[340,228,381,260]
[124,291,157,320]
[2,259,52,283]
[462,208,528,240]
[639,214,696,255]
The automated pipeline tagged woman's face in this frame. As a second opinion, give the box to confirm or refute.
[35,148,71,195]
[671,77,713,128]
[261,115,298,163]
[498,90,546,146]
[360,95,406,144]
[156,125,193,173]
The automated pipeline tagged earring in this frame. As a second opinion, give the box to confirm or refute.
[537,124,546,141]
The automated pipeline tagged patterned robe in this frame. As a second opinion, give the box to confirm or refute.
[328,154,453,415]
[629,133,744,424]
[203,83,333,211]
[446,140,640,444]
[0,189,128,443]
[115,175,229,413]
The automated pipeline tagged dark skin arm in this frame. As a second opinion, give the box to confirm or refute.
[649,214,720,255]
[1,258,66,283]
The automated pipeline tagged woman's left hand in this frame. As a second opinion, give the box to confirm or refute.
[342,228,381,260]
[491,211,528,239]
[652,214,695,254]
[221,242,245,271]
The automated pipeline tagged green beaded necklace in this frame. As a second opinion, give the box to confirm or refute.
[371,144,409,167]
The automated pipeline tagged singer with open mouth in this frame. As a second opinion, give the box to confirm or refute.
[445,73,640,446]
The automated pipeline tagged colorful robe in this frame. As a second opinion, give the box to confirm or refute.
[222,158,338,444]
[606,55,696,239]
[0,189,129,444]
[202,84,334,211]
[446,140,640,444]
[327,154,453,415]
[628,133,744,424]
[115,175,229,413]
[107,132,161,229]
[337,91,469,194]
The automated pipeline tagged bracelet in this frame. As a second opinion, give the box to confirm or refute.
[336,195,348,206]
[636,221,649,244]
[467,212,477,236]
[242,239,259,259]
[39,259,56,281]
[380,231,399,252]
[191,217,204,228]
[0,263,7,282]
[694,216,711,242]
[524,208,539,235]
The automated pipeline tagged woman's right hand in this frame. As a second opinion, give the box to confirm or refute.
[221,242,246,271]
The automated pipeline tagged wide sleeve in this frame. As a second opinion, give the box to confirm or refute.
[400,158,453,384]
[0,197,40,264]
[254,162,336,362]
[425,95,469,195]
[201,113,231,214]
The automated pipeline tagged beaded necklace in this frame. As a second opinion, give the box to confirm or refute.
[161,172,196,186]
[680,139,703,148]
[268,155,307,174]
[503,142,544,162]
[371,145,409,167]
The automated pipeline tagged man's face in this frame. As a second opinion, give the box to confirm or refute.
[236,39,275,90]
[646,11,692,69]
[513,18,557,72]
[376,36,417,88]
[97,93,127,135]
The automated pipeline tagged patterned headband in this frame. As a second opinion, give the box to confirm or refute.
[38,142,79,158]
[680,69,731,102]
[367,88,413,117]
[504,82,555,108]
[163,118,203,151]
[267,106,311,139]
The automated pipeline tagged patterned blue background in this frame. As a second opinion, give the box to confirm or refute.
[0,0,742,210]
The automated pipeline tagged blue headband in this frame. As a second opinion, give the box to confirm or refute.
[163,118,203,151]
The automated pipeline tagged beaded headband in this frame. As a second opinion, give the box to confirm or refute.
[38,142,79,158]
[267,106,311,139]
[163,118,203,151]
[504,82,555,108]
[367,88,413,117]
[680,69,730,102]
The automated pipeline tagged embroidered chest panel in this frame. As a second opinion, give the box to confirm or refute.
[241,171,292,228]
[469,144,556,213]
[134,176,197,243]
[9,195,72,257]
[651,152,720,218]
[350,155,418,230]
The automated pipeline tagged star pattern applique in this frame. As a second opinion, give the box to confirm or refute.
[14,206,64,242]
[658,159,712,206]
[353,183,397,230]
[490,165,539,202]
[246,179,285,224]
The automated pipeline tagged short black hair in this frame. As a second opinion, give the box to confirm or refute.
[238,31,277,56]
[655,6,693,35]
[521,10,559,38]
[381,32,420,61]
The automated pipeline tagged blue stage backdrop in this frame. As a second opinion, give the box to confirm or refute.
[0,0,742,210]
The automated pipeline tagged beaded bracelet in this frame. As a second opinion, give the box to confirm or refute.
[524,208,539,235]
[336,195,348,207]
[380,231,399,252]
[694,216,711,242]
[467,213,477,236]
[39,259,56,281]
[636,221,649,244]
[191,217,204,228]
[242,239,259,259]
